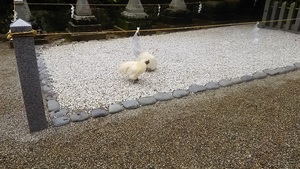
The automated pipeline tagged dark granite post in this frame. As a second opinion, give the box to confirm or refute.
[10,19,48,132]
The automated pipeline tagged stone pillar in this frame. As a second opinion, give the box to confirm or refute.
[75,0,92,16]
[68,0,102,34]
[10,19,48,132]
[121,0,148,19]
[168,0,188,11]
[161,0,192,24]
[117,0,152,30]
[14,0,32,22]
[73,0,96,22]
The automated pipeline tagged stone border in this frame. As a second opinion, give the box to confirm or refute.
[38,61,300,127]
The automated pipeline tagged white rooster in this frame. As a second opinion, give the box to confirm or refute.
[139,51,157,71]
[118,59,150,83]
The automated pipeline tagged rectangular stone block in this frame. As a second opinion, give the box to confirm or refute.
[10,19,48,132]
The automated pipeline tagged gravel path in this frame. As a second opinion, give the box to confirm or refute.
[0,41,300,168]
[38,24,300,110]
[0,42,24,116]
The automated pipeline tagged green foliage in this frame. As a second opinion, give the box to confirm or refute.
[32,8,70,32]
[0,0,13,34]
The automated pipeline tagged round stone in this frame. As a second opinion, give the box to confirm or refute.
[37,61,45,68]
[50,109,68,118]
[253,72,267,79]
[263,69,279,76]
[52,116,70,127]
[219,79,233,87]
[45,89,56,97]
[294,62,300,68]
[276,67,287,74]
[43,85,51,92]
[241,75,255,82]
[39,73,50,80]
[172,89,189,98]
[122,100,140,109]
[70,112,90,122]
[44,77,54,83]
[41,79,47,85]
[90,109,109,118]
[205,82,220,90]
[108,103,124,114]
[138,96,157,106]
[45,93,58,101]
[286,65,297,71]
[39,69,49,75]
[277,66,296,74]
[231,77,243,84]
[188,84,206,93]
[47,100,60,112]
[153,92,174,101]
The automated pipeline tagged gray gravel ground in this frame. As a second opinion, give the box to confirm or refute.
[1,41,300,168]
[0,42,24,116]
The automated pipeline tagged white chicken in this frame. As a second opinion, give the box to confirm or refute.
[139,51,157,71]
[118,59,150,83]
[131,27,158,72]
[118,61,135,75]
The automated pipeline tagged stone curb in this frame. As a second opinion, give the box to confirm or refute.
[52,116,70,127]
[70,112,90,122]
[253,71,267,79]
[50,109,68,118]
[263,68,279,76]
[231,77,243,84]
[173,89,190,98]
[188,84,206,93]
[91,109,109,118]
[218,79,233,87]
[154,92,174,101]
[205,82,220,90]
[41,62,300,127]
[108,103,124,114]
[241,75,255,82]
[138,96,157,106]
[122,100,140,109]
[47,100,60,112]
[294,62,300,68]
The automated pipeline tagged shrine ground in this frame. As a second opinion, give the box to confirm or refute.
[0,41,299,168]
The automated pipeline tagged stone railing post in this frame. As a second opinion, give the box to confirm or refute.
[10,19,48,132]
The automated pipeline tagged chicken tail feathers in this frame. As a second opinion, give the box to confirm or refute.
[118,61,135,74]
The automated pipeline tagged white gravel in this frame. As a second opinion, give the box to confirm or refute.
[38,24,300,110]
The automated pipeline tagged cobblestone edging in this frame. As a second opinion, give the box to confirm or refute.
[38,60,300,127]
